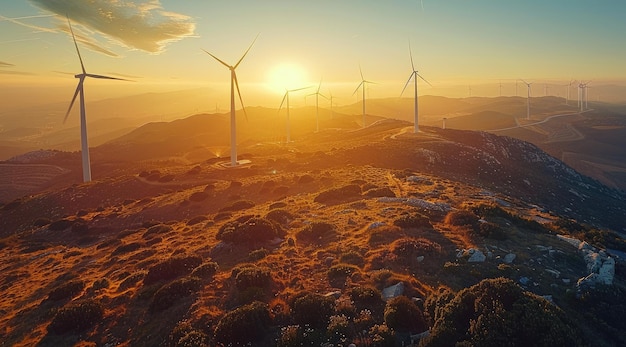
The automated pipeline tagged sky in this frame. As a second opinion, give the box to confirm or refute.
[1,0,626,109]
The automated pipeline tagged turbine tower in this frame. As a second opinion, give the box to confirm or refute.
[519,79,532,120]
[353,66,375,128]
[202,35,258,167]
[306,80,327,132]
[328,90,337,120]
[64,17,128,182]
[565,79,576,105]
[400,44,432,133]
[279,86,309,143]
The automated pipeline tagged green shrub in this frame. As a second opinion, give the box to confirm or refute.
[217,216,281,246]
[48,219,75,231]
[364,187,397,198]
[423,278,584,347]
[144,255,203,285]
[297,222,337,244]
[276,325,326,347]
[214,301,271,345]
[444,210,479,229]
[232,264,272,291]
[249,248,270,261]
[190,262,218,282]
[291,292,335,328]
[48,279,85,301]
[150,277,202,311]
[219,200,255,213]
[142,223,173,239]
[391,237,441,265]
[47,299,104,334]
[33,218,52,227]
[479,221,507,240]
[187,215,208,226]
[112,242,142,255]
[266,209,294,225]
[328,264,360,282]
[189,191,209,202]
[340,250,365,266]
[393,212,432,229]
[314,184,362,204]
[384,296,427,333]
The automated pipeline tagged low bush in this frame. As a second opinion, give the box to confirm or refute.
[214,301,271,345]
[48,279,85,301]
[142,223,173,239]
[47,299,104,334]
[291,292,335,328]
[186,215,208,226]
[144,255,203,285]
[112,242,142,255]
[189,191,209,202]
[314,184,362,204]
[33,218,52,227]
[393,212,432,229]
[298,174,315,184]
[383,296,427,334]
[297,222,337,244]
[327,264,360,282]
[190,262,219,281]
[364,187,396,198]
[219,200,255,213]
[444,209,480,229]
[265,209,294,225]
[150,277,202,311]
[479,221,507,240]
[390,237,441,265]
[48,219,75,231]
[249,248,269,261]
[339,250,365,266]
[232,264,272,291]
[217,216,282,246]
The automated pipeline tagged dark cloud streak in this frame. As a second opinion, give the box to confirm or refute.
[29,0,196,54]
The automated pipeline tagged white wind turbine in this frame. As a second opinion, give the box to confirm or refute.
[306,80,328,132]
[400,44,432,133]
[353,66,376,128]
[202,35,258,167]
[328,90,337,120]
[519,79,532,120]
[565,79,576,105]
[279,86,310,143]
[64,17,128,182]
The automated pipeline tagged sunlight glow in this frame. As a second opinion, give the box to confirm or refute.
[265,63,309,94]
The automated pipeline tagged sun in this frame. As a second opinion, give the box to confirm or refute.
[266,63,309,94]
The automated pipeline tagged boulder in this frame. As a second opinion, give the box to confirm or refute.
[467,249,486,263]
[598,257,615,285]
[382,282,404,301]
[503,253,516,264]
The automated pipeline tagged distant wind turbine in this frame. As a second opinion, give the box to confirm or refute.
[565,79,576,105]
[279,86,310,143]
[353,66,376,128]
[64,17,128,182]
[400,44,432,133]
[202,34,258,167]
[328,90,337,120]
[519,79,532,119]
[499,80,502,97]
[306,80,328,132]
[468,85,472,97]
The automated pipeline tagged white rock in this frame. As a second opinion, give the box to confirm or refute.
[545,269,560,278]
[416,256,425,263]
[503,253,516,264]
[557,234,582,248]
[368,221,385,229]
[562,278,571,284]
[598,257,615,285]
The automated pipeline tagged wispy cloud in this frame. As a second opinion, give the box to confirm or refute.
[0,70,33,75]
[0,13,57,33]
[29,0,196,54]
[0,61,15,67]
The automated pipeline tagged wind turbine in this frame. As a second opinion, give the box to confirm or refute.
[353,66,376,128]
[565,79,576,105]
[306,80,328,132]
[328,90,337,120]
[519,79,532,120]
[400,44,432,133]
[499,80,502,97]
[64,17,128,182]
[202,34,258,167]
[279,86,309,143]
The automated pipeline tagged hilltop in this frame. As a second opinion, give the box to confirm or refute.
[1,114,625,346]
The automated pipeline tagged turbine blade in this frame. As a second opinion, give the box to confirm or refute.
[289,86,311,92]
[400,73,414,97]
[234,33,259,69]
[359,65,364,81]
[233,73,248,122]
[67,16,86,74]
[409,43,415,72]
[352,81,364,96]
[202,49,231,68]
[86,73,130,81]
[278,92,288,112]
[317,79,322,93]
[417,73,432,87]
[64,81,82,124]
